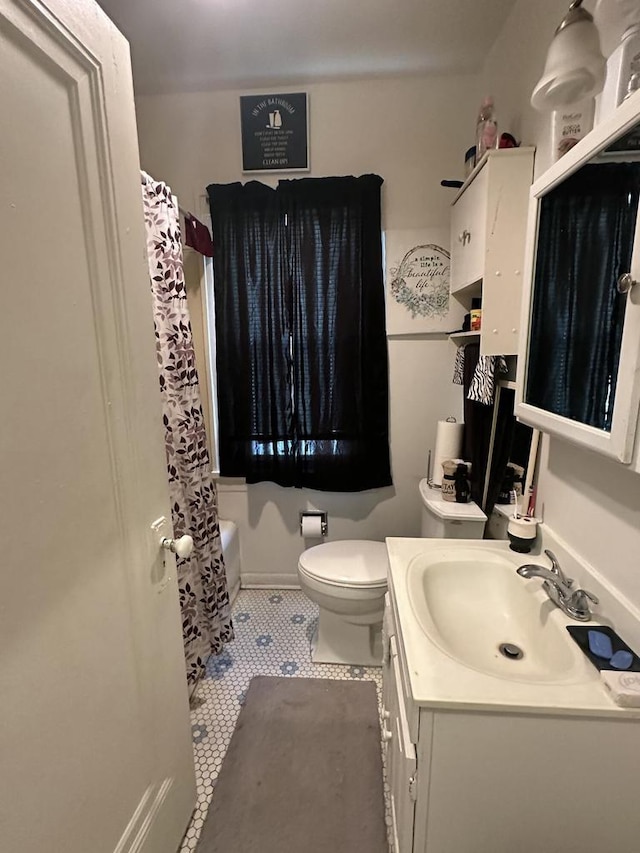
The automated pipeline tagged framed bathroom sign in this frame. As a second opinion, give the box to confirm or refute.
[384,229,464,335]
[240,92,309,172]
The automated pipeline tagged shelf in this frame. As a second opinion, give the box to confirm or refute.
[449,330,480,345]
[450,277,482,300]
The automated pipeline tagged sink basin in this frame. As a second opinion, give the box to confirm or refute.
[407,548,589,684]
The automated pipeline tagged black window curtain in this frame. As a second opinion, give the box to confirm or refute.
[526,163,640,431]
[206,181,294,484]
[207,175,392,492]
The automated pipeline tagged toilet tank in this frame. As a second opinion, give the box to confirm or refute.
[419,478,487,539]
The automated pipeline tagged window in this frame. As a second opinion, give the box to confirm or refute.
[207,175,391,492]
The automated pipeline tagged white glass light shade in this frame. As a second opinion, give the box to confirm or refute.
[594,0,640,57]
[531,18,606,111]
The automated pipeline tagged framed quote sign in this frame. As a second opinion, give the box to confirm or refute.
[384,229,464,335]
[240,92,309,172]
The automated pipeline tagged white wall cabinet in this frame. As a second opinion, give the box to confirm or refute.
[516,91,640,467]
[450,148,534,356]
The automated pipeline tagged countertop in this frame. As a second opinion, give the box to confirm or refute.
[385,537,640,719]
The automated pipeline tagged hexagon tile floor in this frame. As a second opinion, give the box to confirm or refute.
[179,588,390,852]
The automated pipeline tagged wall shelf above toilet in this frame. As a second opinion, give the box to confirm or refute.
[449,331,480,346]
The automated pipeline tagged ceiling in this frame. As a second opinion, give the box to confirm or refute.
[95,0,518,96]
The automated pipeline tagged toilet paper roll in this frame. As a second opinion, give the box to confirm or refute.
[301,514,324,538]
[431,419,464,486]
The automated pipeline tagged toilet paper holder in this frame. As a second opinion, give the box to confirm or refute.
[299,511,328,537]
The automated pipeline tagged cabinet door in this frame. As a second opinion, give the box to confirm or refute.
[388,637,417,853]
[481,153,534,356]
[450,166,488,293]
[516,99,640,464]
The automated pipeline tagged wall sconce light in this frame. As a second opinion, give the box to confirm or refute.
[531,0,606,111]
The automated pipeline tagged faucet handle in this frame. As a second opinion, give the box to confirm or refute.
[544,549,572,586]
[566,588,599,620]
[572,589,599,607]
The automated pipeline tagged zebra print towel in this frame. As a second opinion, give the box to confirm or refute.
[453,347,508,406]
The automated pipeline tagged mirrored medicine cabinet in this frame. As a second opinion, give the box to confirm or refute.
[516,90,640,466]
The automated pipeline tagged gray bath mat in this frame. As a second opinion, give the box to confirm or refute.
[196,676,387,853]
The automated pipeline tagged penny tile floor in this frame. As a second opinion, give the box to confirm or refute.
[179,588,390,852]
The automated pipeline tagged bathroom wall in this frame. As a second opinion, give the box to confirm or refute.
[135,75,475,581]
[481,0,640,611]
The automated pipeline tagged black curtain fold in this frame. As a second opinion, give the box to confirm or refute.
[207,181,295,483]
[207,175,391,492]
[526,162,640,431]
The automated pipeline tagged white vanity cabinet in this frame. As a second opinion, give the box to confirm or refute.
[382,585,640,853]
[382,598,417,853]
[450,148,535,356]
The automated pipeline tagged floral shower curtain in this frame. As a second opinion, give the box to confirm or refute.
[141,172,233,687]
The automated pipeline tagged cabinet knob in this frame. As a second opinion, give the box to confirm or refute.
[493,329,498,334]
[382,726,393,742]
[617,273,638,294]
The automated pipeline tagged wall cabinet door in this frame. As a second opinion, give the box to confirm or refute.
[450,149,534,356]
[516,91,640,465]
[450,165,488,293]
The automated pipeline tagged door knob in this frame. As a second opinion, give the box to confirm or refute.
[617,273,638,294]
[160,534,194,559]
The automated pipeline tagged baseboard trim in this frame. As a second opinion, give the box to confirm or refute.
[241,573,301,589]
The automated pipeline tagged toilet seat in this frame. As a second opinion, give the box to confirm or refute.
[298,540,388,589]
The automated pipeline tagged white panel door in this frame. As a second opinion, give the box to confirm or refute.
[0,1,196,851]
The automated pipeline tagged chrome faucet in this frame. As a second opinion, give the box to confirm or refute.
[517,549,598,622]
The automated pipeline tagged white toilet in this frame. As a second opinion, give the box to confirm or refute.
[298,540,389,667]
[297,479,487,667]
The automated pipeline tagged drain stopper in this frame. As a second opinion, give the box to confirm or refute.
[499,643,524,660]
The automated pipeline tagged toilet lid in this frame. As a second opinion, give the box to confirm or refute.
[419,478,487,521]
[298,540,388,588]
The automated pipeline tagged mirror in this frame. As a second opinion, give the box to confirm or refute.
[482,384,534,515]
[525,125,640,431]
[517,92,640,464]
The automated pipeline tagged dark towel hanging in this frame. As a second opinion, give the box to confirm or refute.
[184,212,214,257]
